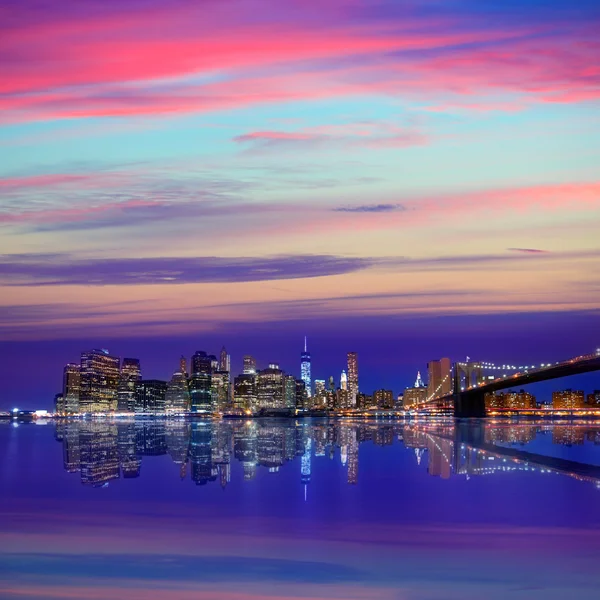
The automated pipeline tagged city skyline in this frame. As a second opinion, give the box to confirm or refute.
[1,0,599,411]
[20,342,599,416]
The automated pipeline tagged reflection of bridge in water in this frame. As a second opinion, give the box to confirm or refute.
[423,352,600,418]
[49,419,600,490]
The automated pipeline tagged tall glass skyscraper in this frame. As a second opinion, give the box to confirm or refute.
[117,358,141,412]
[347,352,358,406]
[300,337,311,398]
[79,349,120,413]
[189,351,213,413]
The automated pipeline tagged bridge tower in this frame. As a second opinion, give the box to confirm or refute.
[453,362,486,418]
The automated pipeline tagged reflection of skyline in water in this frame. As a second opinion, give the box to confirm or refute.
[52,420,600,489]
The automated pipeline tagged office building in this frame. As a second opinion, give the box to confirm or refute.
[427,358,451,400]
[553,389,585,409]
[79,349,120,413]
[373,389,394,409]
[403,386,428,409]
[211,370,230,412]
[284,375,297,409]
[485,389,535,410]
[165,372,190,413]
[587,390,600,406]
[340,370,347,391]
[234,373,257,411]
[135,379,168,413]
[62,363,81,414]
[295,378,307,410]
[189,351,213,413]
[300,337,311,397]
[243,355,257,375]
[117,358,141,412]
[179,355,188,377]
[347,352,358,406]
[257,363,285,410]
[219,346,231,373]
[54,393,65,415]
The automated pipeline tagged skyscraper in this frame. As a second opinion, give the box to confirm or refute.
[427,358,451,400]
[300,337,311,397]
[347,352,358,406]
[135,380,168,413]
[233,374,257,412]
[117,358,141,412]
[189,351,213,413]
[179,355,188,377]
[257,363,284,410]
[79,349,120,413]
[211,370,230,412]
[243,355,257,375]
[62,363,81,415]
[340,370,348,390]
[165,371,190,414]
[414,371,425,388]
[219,346,230,373]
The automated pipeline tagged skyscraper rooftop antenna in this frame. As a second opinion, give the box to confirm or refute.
[304,336,307,352]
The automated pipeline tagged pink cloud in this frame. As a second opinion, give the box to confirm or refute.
[0,3,597,123]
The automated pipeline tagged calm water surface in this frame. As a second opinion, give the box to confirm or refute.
[1,418,600,599]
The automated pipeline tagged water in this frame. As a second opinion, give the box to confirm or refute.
[1,418,600,599]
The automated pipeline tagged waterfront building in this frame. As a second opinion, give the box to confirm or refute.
[336,388,349,409]
[314,379,326,408]
[553,389,585,409]
[587,390,600,406]
[54,393,65,415]
[233,374,257,411]
[373,389,394,409]
[257,364,285,410]
[300,337,311,398]
[356,392,372,409]
[165,372,190,414]
[117,358,141,412]
[485,389,535,410]
[62,363,81,414]
[403,386,428,409]
[284,375,297,409]
[427,358,451,400]
[347,352,358,407]
[211,370,230,412]
[189,351,213,413]
[135,379,168,413]
[295,378,307,410]
[79,349,120,413]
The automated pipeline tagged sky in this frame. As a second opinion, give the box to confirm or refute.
[0,0,599,406]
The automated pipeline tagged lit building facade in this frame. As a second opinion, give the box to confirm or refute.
[553,389,585,409]
[347,352,358,407]
[403,387,428,409]
[373,389,394,409]
[427,358,452,400]
[300,337,311,398]
[243,355,257,375]
[189,351,213,413]
[211,370,230,412]
[165,372,190,413]
[219,346,231,373]
[234,374,257,411]
[62,363,81,414]
[79,349,120,413]
[135,379,168,413]
[117,358,141,412]
[257,364,285,410]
